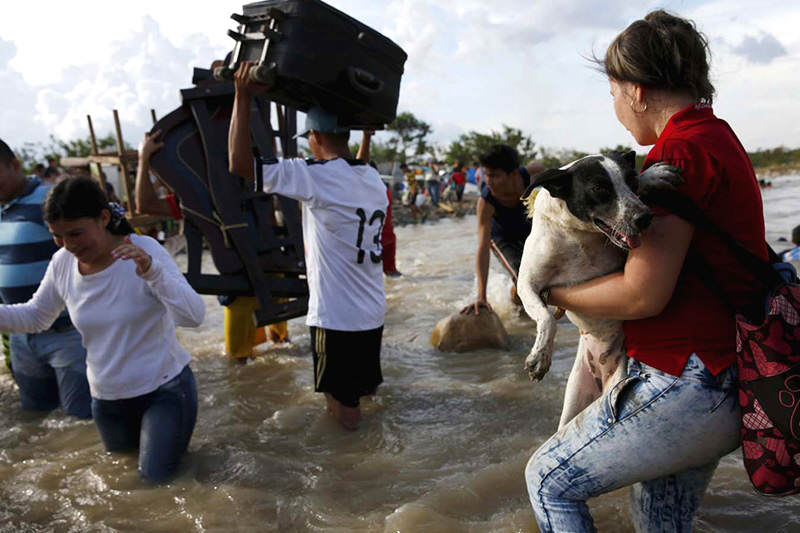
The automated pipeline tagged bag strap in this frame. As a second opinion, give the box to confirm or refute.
[683,248,734,311]
[641,189,784,290]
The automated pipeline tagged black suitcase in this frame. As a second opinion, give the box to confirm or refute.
[220,0,407,129]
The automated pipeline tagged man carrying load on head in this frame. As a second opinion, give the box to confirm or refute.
[228,62,387,430]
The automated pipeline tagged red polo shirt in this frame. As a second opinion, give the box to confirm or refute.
[622,104,768,376]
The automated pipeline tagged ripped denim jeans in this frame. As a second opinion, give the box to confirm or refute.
[525,354,740,533]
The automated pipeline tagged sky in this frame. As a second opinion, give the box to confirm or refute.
[1,0,798,159]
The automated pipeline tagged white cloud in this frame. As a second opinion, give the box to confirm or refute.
[378,0,800,153]
[686,1,800,149]
[0,38,42,148]
[730,32,788,64]
[9,16,227,151]
[0,0,798,158]
[384,0,448,75]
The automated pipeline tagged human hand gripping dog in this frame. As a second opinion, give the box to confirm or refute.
[111,236,152,277]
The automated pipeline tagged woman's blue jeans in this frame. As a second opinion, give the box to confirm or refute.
[525,354,740,532]
[10,327,91,419]
[91,365,198,483]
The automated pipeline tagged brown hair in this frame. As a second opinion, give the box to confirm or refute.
[598,10,714,104]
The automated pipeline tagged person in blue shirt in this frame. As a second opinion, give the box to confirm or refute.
[462,144,542,315]
[466,162,478,184]
[0,139,91,418]
[779,224,800,262]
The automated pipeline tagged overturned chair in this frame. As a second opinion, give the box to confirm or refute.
[149,67,308,327]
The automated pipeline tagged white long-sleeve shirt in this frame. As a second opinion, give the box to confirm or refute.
[0,234,205,400]
[260,158,387,331]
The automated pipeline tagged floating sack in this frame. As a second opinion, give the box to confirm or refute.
[430,311,509,352]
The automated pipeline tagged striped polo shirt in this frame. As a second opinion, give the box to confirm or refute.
[0,178,67,324]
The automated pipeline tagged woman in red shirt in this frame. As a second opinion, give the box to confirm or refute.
[525,10,761,532]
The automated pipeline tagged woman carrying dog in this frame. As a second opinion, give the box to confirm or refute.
[0,177,205,482]
[525,10,766,531]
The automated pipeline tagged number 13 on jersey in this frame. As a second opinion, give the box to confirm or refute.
[355,208,385,264]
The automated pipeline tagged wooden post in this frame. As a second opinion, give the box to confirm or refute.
[86,114,107,194]
[87,115,99,155]
[112,110,133,211]
[112,110,125,156]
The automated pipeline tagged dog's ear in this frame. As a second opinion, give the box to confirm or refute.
[532,168,572,199]
[521,183,539,219]
[606,150,637,171]
[521,180,537,200]
[621,150,636,169]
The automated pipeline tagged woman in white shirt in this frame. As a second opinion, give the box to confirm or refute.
[0,177,205,482]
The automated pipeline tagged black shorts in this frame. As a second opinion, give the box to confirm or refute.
[491,235,525,277]
[310,325,383,408]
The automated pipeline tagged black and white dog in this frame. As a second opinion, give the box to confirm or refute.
[516,151,682,428]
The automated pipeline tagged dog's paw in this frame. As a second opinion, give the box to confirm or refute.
[638,162,684,193]
[524,348,552,382]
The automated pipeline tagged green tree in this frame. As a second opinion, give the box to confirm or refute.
[536,147,591,169]
[55,133,120,158]
[385,112,432,164]
[13,133,125,173]
[348,138,398,164]
[13,142,44,174]
[446,125,538,166]
[747,146,800,169]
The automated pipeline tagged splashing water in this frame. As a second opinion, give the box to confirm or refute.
[2,178,800,531]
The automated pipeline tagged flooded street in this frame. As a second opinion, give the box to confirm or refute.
[3,176,800,531]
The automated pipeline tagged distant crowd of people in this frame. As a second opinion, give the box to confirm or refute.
[30,157,62,184]
[397,160,478,220]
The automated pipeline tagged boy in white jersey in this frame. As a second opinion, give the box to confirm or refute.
[229,62,387,430]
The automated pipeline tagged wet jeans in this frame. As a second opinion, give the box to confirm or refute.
[10,327,91,419]
[525,354,740,532]
[91,365,197,483]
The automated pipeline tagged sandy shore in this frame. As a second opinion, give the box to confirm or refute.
[391,193,479,227]
[755,164,800,178]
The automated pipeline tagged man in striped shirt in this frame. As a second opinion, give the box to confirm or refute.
[0,139,91,418]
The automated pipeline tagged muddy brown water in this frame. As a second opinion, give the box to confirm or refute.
[3,179,800,532]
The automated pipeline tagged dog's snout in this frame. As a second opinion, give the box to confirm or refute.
[634,212,652,231]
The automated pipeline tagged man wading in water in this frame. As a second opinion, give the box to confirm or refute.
[463,144,542,315]
[228,62,387,430]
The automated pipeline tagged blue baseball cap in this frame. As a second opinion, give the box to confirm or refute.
[294,106,350,139]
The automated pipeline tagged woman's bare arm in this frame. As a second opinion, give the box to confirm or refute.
[548,214,694,320]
